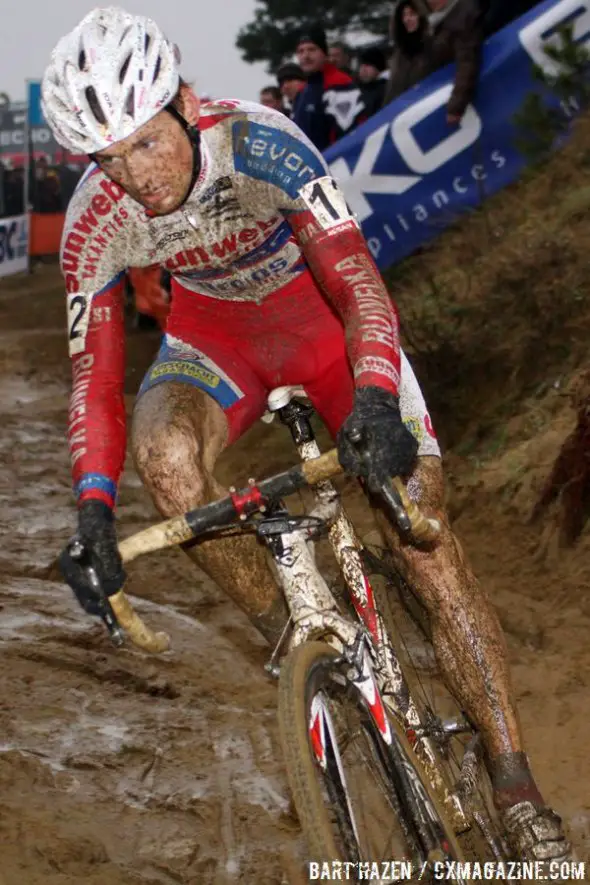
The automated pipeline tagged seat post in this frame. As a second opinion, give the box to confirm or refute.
[278,400,316,446]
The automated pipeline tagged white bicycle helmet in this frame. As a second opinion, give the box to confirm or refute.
[41,7,180,154]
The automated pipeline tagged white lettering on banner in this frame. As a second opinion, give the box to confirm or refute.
[520,0,590,76]
[392,87,482,174]
[365,148,506,258]
[329,84,481,222]
[329,125,420,221]
[0,129,51,147]
[0,215,28,278]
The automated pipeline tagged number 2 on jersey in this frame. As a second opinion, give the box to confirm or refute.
[67,293,90,356]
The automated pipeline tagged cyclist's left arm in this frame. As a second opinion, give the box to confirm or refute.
[235,111,400,396]
[287,185,401,396]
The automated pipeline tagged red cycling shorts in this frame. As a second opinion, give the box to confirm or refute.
[137,272,440,457]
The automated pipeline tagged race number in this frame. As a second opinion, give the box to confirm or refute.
[67,292,91,356]
[298,176,356,231]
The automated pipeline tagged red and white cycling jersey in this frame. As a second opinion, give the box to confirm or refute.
[62,99,436,509]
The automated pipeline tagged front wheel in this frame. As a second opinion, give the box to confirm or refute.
[278,641,466,881]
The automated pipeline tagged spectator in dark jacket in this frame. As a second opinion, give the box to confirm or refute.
[358,47,390,117]
[293,27,366,150]
[277,63,307,119]
[384,0,483,124]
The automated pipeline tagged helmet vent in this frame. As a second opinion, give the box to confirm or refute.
[85,86,106,125]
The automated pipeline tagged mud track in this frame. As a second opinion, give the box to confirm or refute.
[0,267,588,883]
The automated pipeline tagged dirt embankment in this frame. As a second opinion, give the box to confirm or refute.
[0,117,589,883]
[388,115,590,858]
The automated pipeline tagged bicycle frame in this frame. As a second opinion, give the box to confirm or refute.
[263,391,469,832]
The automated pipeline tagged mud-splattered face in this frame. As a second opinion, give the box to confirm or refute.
[94,109,194,215]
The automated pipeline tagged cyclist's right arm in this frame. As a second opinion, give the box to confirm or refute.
[62,173,129,512]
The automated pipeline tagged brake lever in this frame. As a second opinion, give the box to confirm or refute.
[346,426,412,534]
[373,477,412,534]
[68,539,125,647]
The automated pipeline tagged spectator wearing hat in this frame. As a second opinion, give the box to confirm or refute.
[293,26,366,150]
[276,63,307,119]
[384,0,483,125]
[358,47,390,117]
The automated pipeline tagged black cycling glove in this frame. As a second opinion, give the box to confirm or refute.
[59,500,126,615]
[337,386,419,483]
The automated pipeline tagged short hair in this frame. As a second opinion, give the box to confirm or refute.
[277,63,306,85]
[260,85,282,101]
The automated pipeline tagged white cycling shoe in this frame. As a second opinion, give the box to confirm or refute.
[502,801,572,863]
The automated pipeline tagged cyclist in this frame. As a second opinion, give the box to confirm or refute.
[45,7,570,863]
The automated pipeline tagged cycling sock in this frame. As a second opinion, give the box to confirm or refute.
[489,751,545,810]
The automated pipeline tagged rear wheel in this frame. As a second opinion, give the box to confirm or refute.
[278,641,466,881]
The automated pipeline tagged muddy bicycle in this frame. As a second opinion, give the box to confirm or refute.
[68,385,508,881]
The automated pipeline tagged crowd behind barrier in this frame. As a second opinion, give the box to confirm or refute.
[0,0,574,280]
[0,156,85,253]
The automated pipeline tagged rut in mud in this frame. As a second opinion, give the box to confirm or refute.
[0,266,588,884]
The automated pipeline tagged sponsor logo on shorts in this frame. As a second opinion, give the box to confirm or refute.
[150,360,220,389]
[141,336,245,410]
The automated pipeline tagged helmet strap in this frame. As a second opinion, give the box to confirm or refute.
[165,104,202,206]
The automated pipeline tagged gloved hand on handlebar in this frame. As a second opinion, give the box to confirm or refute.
[59,500,126,615]
[337,386,419,484]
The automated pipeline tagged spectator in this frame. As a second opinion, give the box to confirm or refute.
[259,85,286,113]
[293,27,366,150]
[384,0,483,124]
[358,47,390,117]
[4,167,24,216]
[3,169,24,217]
[41,170,63,212]
[59,163,85,206]
[277,63,307,118]
[328,41,353,76]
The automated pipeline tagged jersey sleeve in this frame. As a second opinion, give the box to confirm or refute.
[61,170,129,509]
[231,110,401,395]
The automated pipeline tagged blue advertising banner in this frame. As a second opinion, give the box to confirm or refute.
[27,81,44,128]
[325,0,590,270]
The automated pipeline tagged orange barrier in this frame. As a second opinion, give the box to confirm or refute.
[29,212,65,257]
[128,266,170,329]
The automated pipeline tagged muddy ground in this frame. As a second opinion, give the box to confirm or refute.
[0,266,588,884]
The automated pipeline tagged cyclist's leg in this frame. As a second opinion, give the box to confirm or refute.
[307,348,569,858]
[130,334,288,644]
[306,353,524,759]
